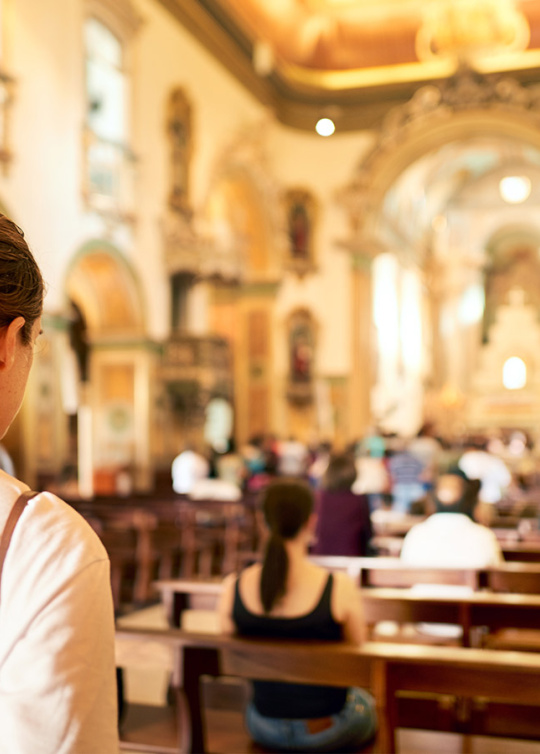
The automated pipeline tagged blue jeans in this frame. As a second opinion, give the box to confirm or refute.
[245,687,377,752]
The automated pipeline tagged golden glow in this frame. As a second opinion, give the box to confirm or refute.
[503,356,527,390]
[315,117,335,136]
[416,0,529,63]
[499,175,531,204]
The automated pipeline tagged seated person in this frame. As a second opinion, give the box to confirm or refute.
[218,479,377,753]
[398,467,503,640]
[171,446,209,494]
[400,466,503,567]
[311,452,373,557]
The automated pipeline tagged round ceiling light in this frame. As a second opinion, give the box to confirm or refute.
[499,175,531,204]
[315,118,335,137]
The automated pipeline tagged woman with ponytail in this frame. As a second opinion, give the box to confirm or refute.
[218,478,376,752]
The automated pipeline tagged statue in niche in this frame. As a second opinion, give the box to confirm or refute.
[284,189,316,277]
[287,309,316,404]
[166,88,192,217]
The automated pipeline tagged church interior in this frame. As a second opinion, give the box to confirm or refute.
[4,0,540,489]
[6,0,540,751]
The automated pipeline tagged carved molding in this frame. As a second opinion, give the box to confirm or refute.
[339,67,540,254]
[208,115,289,281]
[161,210,247,282]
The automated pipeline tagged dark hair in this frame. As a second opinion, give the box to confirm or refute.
[434,467,481,518]
[0,215,44,344]
[260,479,313,613]
[322,452,357,491]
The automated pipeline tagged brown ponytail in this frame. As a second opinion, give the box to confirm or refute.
[259,479,313,613]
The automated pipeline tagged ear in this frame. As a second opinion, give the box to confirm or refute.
[0,317,25,372]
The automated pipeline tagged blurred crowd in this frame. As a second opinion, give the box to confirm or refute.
[171,422,540,516]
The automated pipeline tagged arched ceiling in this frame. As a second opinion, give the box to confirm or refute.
[159,0,540,130]
[377,136,540,256]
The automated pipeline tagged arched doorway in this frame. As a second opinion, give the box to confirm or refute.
[64,243,152,495]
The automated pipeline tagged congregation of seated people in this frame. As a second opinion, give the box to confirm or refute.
[110,424,540,752]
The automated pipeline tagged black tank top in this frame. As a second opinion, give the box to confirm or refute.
[233,572,348,718]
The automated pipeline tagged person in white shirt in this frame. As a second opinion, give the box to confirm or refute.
[0,214,118,753]
[277,436,308,477]
[398,466,502,640]
[458,440,512,505]
[400,466,502,568]
[171,447,210,494]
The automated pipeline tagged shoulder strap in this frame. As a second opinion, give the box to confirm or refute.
[0,491,38,598]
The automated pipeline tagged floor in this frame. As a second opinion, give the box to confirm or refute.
[116,604,540,754]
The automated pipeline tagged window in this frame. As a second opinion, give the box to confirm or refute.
[82,9,138,218]
[85,19,126,143]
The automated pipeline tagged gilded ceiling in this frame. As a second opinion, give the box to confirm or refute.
[159,0,540,130]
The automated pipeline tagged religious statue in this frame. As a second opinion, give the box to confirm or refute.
[284,189,316,277]
[166,88,192,216]
[287,309,316,404]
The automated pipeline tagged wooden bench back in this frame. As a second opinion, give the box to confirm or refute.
[115,626,540,753]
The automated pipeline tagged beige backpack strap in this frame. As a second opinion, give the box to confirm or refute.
[0,491,38,598]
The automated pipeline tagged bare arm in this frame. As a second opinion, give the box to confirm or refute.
[330,571,366,645]
[217,572,237,635]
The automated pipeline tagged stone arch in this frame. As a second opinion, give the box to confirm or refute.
[342,70,540,252]
[340,68,540,437]
[64,240,145,338]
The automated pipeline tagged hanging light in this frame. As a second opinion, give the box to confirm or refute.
[315,118,335,137]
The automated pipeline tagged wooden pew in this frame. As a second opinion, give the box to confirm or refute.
[362,588,540,646]
[499,541,540,563]
[151,557,540,637]
[482,562,540,593]
[153,576,540,649]
[115,626,540,753]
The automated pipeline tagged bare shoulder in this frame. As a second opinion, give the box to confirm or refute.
[329,570,358,621]
[222,571,237,590]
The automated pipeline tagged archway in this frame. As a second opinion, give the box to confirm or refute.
[205,148,284,444]
[63,243,151,495]
[341,69,540,438]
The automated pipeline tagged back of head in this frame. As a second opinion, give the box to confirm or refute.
[322,452,357,491]
[0,215,44,344]
[433,466,480,519]
[260,479,313,613]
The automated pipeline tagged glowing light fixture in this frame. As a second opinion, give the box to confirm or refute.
[499,176,531,204]
[503,356,527,390]
[315,118,335,137]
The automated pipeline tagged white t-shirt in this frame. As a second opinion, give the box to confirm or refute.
[0,472,119,754]
[277,440,308,476]
[171,451,210,494]
[400,512,503,568]
[458,450,512,504]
